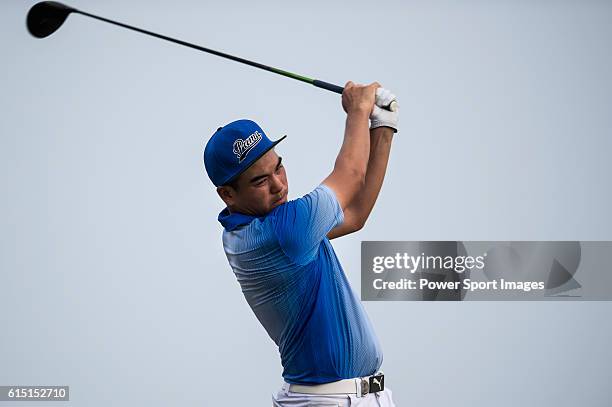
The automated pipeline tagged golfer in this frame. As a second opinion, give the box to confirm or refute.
[203,82,398,406]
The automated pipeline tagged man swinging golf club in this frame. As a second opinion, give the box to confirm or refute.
[203,82,399,406]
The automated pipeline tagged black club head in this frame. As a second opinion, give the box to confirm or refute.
[27,1,76,38]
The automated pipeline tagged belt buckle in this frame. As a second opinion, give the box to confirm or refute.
[362,373,385,394]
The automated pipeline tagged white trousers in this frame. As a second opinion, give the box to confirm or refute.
[271,381,397,407]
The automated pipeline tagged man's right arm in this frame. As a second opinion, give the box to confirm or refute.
[322,81,379,212]
[272,83,380,263]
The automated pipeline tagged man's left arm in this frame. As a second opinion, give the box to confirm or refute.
[327,126,394,239]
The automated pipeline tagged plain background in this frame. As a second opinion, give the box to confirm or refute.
[1,0,611,406]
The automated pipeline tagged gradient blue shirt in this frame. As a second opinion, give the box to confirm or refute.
[218,184,383,385]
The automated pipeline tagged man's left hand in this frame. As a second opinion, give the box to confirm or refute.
[370,88,399,133]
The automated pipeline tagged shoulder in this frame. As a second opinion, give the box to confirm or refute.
[264,185,344,265]
[271,184,342,219]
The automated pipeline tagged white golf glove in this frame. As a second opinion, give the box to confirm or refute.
[370,88,399,133]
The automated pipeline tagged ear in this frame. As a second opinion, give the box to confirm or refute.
[217,186,235,207]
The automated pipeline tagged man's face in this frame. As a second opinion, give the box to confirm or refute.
[218,149,288,216]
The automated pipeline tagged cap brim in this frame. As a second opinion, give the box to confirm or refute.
[222,135,287,186]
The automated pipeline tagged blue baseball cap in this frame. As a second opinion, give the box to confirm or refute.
[204,119,287,187]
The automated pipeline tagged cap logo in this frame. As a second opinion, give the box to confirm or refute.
[232,130,262,163]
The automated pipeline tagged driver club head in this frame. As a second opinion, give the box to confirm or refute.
[27,1,76,38]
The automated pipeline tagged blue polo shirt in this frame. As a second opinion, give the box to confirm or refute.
[218,184,383,385]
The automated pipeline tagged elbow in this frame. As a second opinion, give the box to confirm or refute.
[352,217,366,233]
[351,216,367,233]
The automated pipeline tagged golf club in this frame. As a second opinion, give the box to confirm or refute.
[26,1,397,111]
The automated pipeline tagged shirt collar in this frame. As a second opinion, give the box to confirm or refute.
[218,207,258,231]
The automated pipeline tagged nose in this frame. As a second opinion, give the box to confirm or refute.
[270,173,283,194]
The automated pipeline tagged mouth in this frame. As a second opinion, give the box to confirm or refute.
[273,192,287,205]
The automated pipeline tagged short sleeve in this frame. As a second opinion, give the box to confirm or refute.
[272,184,344,265]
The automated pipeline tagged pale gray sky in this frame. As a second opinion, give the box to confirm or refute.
[1,1,611,406]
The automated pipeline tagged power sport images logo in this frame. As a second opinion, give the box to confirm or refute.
[233,131,262,163]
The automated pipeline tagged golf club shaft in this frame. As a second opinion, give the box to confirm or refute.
[74,10,344,94]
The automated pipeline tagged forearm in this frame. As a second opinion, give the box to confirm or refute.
[333,111,371,181]
[323,81,382,213]
[324,110,372,209]
[345,126,394,225]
